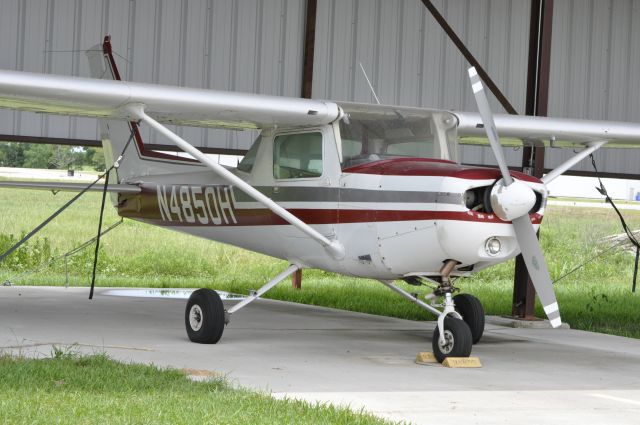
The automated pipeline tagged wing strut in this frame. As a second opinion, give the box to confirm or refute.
[541,141,607,184]
[126,104,345,260]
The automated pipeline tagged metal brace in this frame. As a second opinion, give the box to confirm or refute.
[224,264,300,322]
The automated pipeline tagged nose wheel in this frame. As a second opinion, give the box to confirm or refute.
[432,316,473,363]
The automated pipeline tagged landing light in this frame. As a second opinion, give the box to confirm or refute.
[485,237,502,256]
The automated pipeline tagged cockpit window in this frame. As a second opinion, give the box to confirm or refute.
[337,103,458,169]
[273,132,323,179]
[237,135,261,173]
[339,118,434,168]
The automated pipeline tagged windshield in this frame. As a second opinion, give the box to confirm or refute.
[337,102,458,169]
[237,134,261,173]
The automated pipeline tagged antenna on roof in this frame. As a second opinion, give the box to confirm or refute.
[359,62,381,105]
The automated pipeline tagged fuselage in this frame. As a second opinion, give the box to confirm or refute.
[101,102,547,280]
[116,157,546,280]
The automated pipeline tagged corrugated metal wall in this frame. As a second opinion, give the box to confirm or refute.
[0,0,639,174]
[545,0,640,173]
[312,0,640,175]
[312,0,532,168]
[0,0,306,149]
[313,0,529,111]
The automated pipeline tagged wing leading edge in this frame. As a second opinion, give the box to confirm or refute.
[0,70,341,131]
[454,111,640,148]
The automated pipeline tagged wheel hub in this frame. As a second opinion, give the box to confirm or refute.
[438,330,455,354]
[189,304,203,331]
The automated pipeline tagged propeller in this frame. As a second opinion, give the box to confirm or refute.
[467,67,561,328]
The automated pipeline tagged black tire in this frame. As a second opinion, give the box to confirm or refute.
[432,317,473,363]
[454,293,485,344]
[185,289,225,344]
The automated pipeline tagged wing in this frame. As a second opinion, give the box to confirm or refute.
[454,111,640,148]
[1,69,640,147]
[0,70,341,130]
[0,181,140,194]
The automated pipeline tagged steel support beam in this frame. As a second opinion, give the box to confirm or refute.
[421,0,518,115]
[0,134,101,147]
[301,0,317,100]
[463,162,640,181]
[292,0,318,291]
[513,0,554,320]
[0,135,248,156]
[543,168,640,181]
[292,269,302,289]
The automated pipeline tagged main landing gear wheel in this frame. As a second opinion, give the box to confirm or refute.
[185,288,226,344]
[453,293,485,344]
[432,317,473,363]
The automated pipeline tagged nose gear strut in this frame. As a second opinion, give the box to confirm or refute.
[378,260,478,363]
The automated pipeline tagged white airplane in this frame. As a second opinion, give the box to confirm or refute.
[1,37,639,362]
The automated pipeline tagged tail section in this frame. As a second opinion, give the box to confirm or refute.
[86,36,201,183]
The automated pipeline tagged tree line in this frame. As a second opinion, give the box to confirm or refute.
[0,143,105,171]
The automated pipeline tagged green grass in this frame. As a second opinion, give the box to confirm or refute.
[0,352,391,425]
[1,187,640,338]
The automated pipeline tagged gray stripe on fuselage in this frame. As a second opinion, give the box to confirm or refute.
[236,186,339,202]
[340,189,462,204]
[232,186,462,205]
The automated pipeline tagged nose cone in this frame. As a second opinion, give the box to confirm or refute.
[490,179,537,221]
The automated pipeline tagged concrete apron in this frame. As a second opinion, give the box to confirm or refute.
[1,286,640,425]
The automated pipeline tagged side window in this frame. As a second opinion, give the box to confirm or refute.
[237,135,261,173]
[273,132,323,179]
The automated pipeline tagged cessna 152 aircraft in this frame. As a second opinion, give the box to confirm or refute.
[1,37,639,362]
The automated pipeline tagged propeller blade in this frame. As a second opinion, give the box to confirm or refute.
[467,67,513,186]
[512,215,562,328]
[467,66,560,328]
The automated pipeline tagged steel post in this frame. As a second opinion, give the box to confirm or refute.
[301,0,317,100]
[513,0,554,319]
[292,269,302,290]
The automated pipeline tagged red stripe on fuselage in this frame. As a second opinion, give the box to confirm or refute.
[139,208,542,227]
[129,121,200,163]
